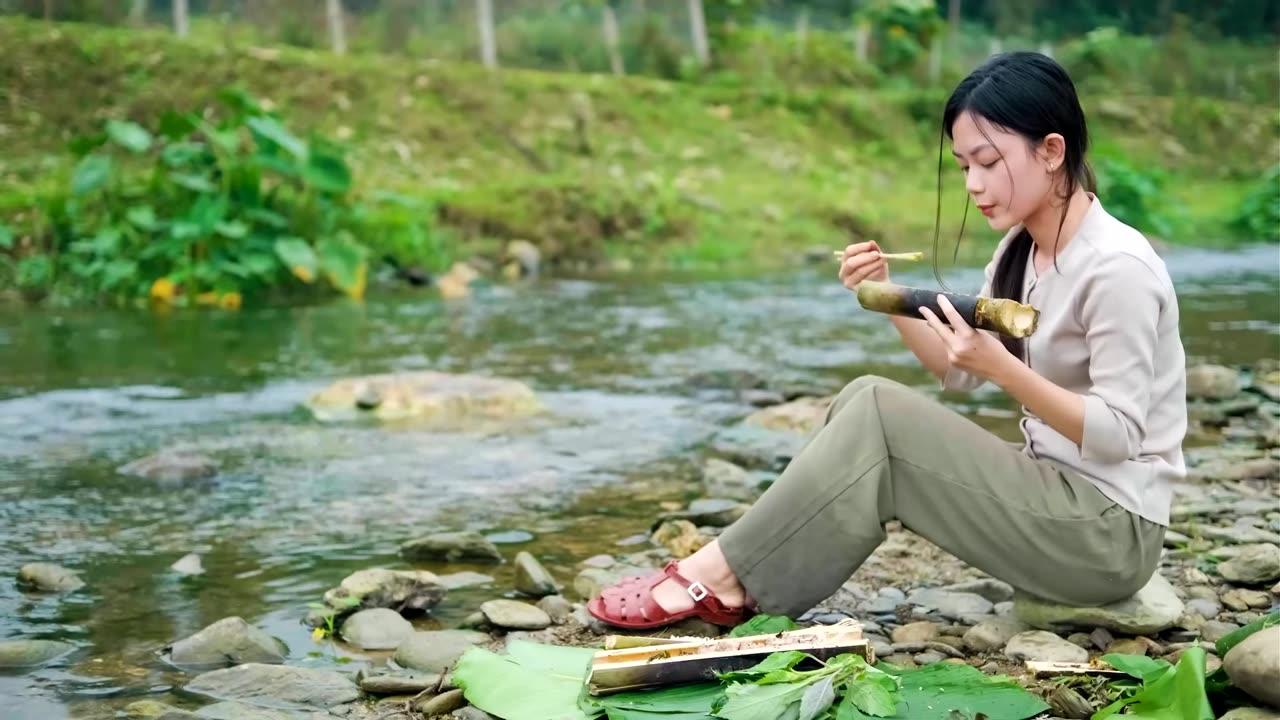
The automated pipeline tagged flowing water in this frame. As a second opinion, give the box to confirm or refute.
[1,245,1277,719]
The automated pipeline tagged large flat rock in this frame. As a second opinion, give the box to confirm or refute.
[304,371,539,424]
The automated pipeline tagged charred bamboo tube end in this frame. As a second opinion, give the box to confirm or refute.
[855,280,1039,338]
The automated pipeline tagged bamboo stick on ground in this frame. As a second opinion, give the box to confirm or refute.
[855,279,1039,338]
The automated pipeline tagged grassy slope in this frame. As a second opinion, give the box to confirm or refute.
[0,18,1275,273]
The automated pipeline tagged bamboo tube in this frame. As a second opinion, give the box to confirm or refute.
[855,279,1039,338]
[832,250,923,262]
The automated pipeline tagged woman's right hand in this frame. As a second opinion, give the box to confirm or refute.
[837,241,889,291]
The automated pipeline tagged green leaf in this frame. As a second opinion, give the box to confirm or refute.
[67,132,107,157]
[879,662,1049,720]
[245,207,289,229]
[72,155,113,196]
[170,172,218,194]
[247,116,307,159]
[1093,646,1212,720]
[582,681,723,720]
[158,110,198,139]
[127,205,158,231]
[452,642,595,720]
[840,674,898,718]
[0,224,13,249]
[719,651,809,682]
[102,259,138,289]
[215,220,249,239]
[303,143,352,194]
[1215,610,1279,657]
[1102,654,1172,682]
[729,615,799,638]
[716,682,805,720]
[274,237,318,284]
[318,234,368,299]
[798,676,836,720]
[242,252,279,278]
[106,120,153,153]
[161,141,206,168]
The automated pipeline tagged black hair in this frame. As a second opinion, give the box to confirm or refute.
[933,51,1096,359]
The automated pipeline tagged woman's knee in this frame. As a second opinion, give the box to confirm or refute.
[830,375,896,416]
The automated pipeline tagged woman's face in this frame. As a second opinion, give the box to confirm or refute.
[950,110,1056,232]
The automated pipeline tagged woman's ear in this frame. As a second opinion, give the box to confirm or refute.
[1040,133,1067,171]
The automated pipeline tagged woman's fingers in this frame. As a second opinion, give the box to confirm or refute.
[918,306,955,346]
[935,295,973,335]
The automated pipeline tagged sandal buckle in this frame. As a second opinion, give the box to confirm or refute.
[687,581,708,602]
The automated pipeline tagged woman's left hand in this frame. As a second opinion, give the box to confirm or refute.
[919,295,1013,381]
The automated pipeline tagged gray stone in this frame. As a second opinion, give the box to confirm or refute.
[194,702,322,720]
[1200,621,1240,644]
[1185,598,1221,619]
[709,423,805,471]
[16,563,84,592]
[513,552,558,597]
[400,532,503,564]
[1004,631,1089,664]
[1219,544,1280,585]
[453,708,496,720]
[1187,364,1240,400]
[963,619,1030,653]
[891,622,940,644]
[574,565,649,599]
[415,689,466,717]
[860,588,904,614]
[124,701,197,719]
[1067,632,1093,648]
[480,599,551,630]
[1220,709,1280,720]
[169,617,285,669]
[1223,626,1280,707]
[659,498,748,528]
[340,608,414,650]
[323,568,446,614]
[994,601,1014,617]
[184,664,359,709]
[537,595,574,624]
[1187,585,1220,601]
[359,672,444,695]
[913,652,945,665]
[1014,572,1184,634]
[906,588,994,620]
[1222,589,1254,612]
[437,572,495,590]
[118,449,219,484]
[0,639,75,668]
[701,458,763,501]
[940,579,1015,603]
[868,635,893,658]
[1106,638,1149,656]
[171,553,205,576]
[394,630,490,673]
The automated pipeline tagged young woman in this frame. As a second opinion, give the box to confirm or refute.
[587,51,1188,630]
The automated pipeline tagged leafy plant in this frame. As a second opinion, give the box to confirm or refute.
[20,86,442,305]
[728,613,800,638]
[1230,164,1280,242]
[714,651,899,719]
[1092,649,1212,720]
[1095,156,1181,238]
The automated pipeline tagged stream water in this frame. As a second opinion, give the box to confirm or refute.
[1,245,1277,719]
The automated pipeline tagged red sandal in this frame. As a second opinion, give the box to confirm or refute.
[587,560,751,630]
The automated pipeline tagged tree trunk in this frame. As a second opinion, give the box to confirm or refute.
[172,0,188,37]
[687,0,709,66]
[476,0,497,68]
[42,0,52,21]
[326,0,347,54]
[948,0,960,31]
[129,0,146,26]
[795,7,809,50]
[602,4,624,75]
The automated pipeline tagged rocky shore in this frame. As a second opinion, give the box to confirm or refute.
[6,363,1277,719]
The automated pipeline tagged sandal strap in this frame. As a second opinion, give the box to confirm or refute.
[659,561,735,616]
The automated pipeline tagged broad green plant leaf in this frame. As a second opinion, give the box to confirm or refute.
[838,672,898,718]
[0,224,13,249]
[1093,645,1212,720]
[303,140,352,194]
[126,206,158,231]
[247,116,307,159]
[581,682,722,720]
[452,641,595,720]
[72,155,112,196]
[718,651,808,682]
[729,614,799,638]
[1215,610,1279,657]
[1103,653,1172,683]
[318,234,368,299]
[716,681,807,720]
[798,675,836,720]
[877,662,1050,720]
[106,120,153,153]
[274,237,318,284]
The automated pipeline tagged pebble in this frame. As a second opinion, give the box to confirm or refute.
[1201,620,1241,644]
[400,532,503,564]
[415,689,467,716]
[963,619,1029,653]
[905,588,994,620]
[939,579,1015,603]
[1223,626,1280,706]
[359,673,445,695]
[1005,631,1089,663]
[16,563,85,593]
[340,608,414,650]
[537,596,573,625]
[1089,628,1115,650]
[582,555,616,569]
[170,553,204,576]
[1185,598,1222,618]
[1105,638,1149,656]
[513,552,558,597]
[980,661,1000,674]
[1187,585,1220,601]
[452,708,496,720]
[480,600,551,630]
[994,601,1014,616]
[891,621,939,644]
[913,652,945,665]
[1067,632,1091,648]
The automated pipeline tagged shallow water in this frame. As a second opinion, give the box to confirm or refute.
[1,244,1277,718]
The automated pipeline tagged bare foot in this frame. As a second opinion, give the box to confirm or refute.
[649,541,748,613]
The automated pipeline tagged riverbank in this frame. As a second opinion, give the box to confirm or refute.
[0,18,1276,306]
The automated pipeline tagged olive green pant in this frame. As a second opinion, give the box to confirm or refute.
[718,375,1165,617]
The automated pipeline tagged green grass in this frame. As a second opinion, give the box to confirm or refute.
[0,16,1275,287]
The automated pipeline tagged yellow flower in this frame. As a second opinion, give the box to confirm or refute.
[219,292,242,310]
[311,627,326,643]
[149,278,176,304]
